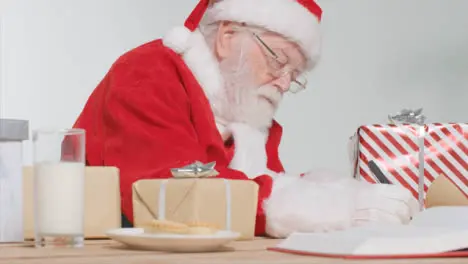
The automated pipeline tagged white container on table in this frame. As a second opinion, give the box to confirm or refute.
[0,119,29,243]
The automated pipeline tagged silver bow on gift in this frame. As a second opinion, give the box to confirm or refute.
[170,161,219,178]
[388,108,427,126]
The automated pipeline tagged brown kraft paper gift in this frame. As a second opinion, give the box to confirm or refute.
[23,166,122,239]
[132,178,259,240]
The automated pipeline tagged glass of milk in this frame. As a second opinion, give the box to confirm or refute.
[32,128,85,248]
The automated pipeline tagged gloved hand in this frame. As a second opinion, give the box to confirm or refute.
[264,169,419,238]
[352,181,419,226]
[300,169,419,225]
[226,122,269,179]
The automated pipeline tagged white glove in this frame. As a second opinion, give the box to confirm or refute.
[352,182,420,226]
[302,169,420,225]
[264,172,358,238]
[263,169,419,238]
[226,122,269,179]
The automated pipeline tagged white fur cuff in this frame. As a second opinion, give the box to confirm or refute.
[264,175,358,238]
[263,173,420,238]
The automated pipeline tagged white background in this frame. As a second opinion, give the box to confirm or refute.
[1,0,467,176]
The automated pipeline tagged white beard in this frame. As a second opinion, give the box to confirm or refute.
[210,53,283,131]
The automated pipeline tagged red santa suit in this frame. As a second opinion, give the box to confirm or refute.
[72,0,324,236]
[73,0,419,238]
[72,37,288,235]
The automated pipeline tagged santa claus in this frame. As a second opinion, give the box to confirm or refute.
[73,0,419,238]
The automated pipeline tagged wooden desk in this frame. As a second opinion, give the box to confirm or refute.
[1,239,467,264]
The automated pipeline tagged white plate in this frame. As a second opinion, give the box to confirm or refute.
[106,228,241,253]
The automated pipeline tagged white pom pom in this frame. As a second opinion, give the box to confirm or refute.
[162,26,193,54]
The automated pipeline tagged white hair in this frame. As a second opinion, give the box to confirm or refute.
[198,21,220,52]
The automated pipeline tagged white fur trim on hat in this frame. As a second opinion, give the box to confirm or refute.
[162,26,193,54]
[201,0,322,70]
[163,28,224,102]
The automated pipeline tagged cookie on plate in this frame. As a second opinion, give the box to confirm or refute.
[186,222,219,235]
[187,226,218,235]
[143,219,190,234]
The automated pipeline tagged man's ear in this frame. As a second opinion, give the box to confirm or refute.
[214,21,237,59]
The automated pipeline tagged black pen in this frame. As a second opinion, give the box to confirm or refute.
[368,160,392,184]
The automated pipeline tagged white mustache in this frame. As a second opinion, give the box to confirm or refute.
[256,85,283,107]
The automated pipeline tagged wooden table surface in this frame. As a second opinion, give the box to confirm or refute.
[1,239,468,264]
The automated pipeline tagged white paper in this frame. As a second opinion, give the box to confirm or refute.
[275,206,468,256]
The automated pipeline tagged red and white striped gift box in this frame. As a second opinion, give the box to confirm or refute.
[351,123,468,205]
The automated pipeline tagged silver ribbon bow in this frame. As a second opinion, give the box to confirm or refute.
[170,161,219,178]
[388,108,427,126]
[389,108,427,211]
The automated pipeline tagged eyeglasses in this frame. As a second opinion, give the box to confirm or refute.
[250,31,308,94]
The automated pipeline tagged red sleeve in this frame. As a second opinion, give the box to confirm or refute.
[97,52,271,235]
[252,175,273,235]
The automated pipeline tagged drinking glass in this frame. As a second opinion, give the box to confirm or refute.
[33,128,85,248]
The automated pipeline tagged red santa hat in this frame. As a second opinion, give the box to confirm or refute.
[164,0,323,70]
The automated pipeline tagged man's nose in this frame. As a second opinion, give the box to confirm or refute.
[272,73,291,92]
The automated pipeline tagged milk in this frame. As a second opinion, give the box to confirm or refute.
[34,162,85,236]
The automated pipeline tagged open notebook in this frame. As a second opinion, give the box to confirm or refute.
[269,206,468,259]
